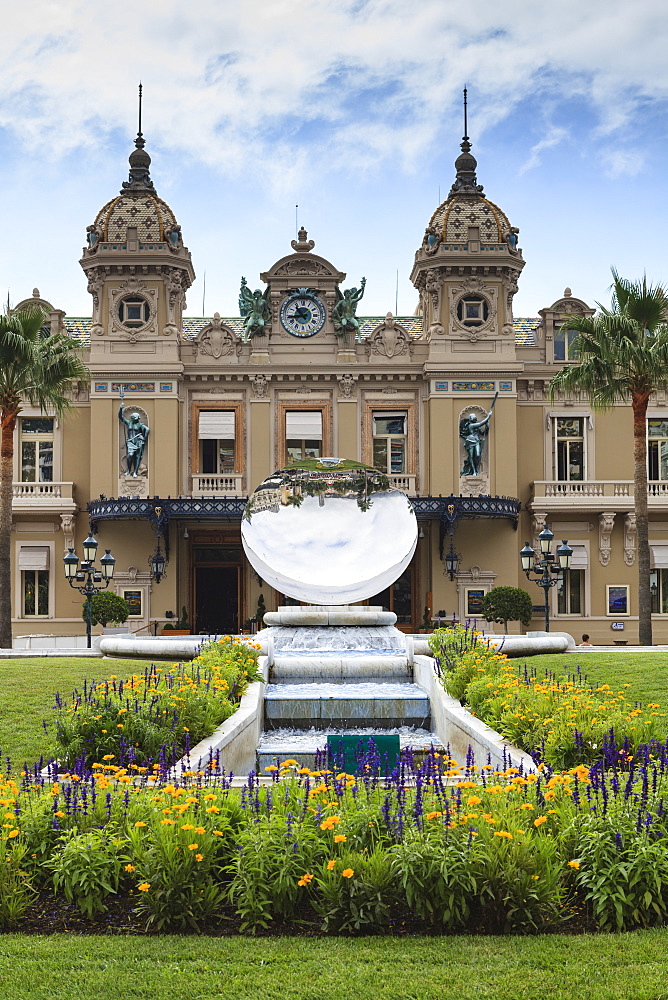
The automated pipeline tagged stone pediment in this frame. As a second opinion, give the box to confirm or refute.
[261,253,345,284]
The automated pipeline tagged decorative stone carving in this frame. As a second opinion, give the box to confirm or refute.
[164,268,187,333]
[60,514,76,552]
[532,512,547,553]
[337,373,357,398]
[427,321,444,342]
[196,314,242,359]
[118,474,149,498]
[290,227,315,253]
[250,374,270,399]
[365,313,412,359]
[459,475,488,497]
[599,511,616,566]
[449,279,498,342]
[425,268,444,311]
[119,403,149,478]
[624,513,637,566]
[295,386,312,395]
[274,259,330,277]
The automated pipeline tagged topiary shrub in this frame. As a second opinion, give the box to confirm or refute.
[481,586,533,634]
[83,591,129,627]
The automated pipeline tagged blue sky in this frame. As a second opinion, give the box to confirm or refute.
[1,0,668,320]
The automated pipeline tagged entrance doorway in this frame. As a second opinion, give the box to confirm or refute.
[194,566,239,635]
[191,533,243,635]
[369,564,415,630]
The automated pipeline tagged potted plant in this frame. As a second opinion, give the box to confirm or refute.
[85,592,130,634]
[162,606,190,636]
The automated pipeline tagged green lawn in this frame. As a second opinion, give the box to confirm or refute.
[522,650,668,716]
[0,657,156,767]
[0,932,667,1000]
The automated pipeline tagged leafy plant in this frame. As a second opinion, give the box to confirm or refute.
[481,587,533,634]
[391,837,478,929]
[0,838,36,928]
[83,591,129,627]
[313,849,399,934]
[47,829,123,919]
[256,593,266,625]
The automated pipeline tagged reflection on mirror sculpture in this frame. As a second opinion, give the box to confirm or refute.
[118,389,149,477]
[460,391,498,476]
[241,459,417,605]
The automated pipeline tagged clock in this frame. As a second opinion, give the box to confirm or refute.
[280,289,326,337]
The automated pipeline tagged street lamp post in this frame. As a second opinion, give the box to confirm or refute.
[520,526,572,633]
[63,532,116,648]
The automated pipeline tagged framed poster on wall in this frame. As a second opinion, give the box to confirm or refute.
[466,588,486,617]
[122,589,143,618]
[606,585,629,616]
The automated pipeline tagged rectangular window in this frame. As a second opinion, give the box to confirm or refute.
[554,417,585,481]
[557,570,583,614]
[22,570,49,616]
[285,411,322,463]
[198,411,236,474]
[553,326,580,362]
[648,419,668,481]
[372,412,407,475]
[20,417,54,483]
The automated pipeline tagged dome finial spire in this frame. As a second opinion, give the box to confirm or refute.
[121,82,157,195]
[448,86,483,197]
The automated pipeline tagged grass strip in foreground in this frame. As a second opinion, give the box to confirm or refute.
[0,932,668,1000]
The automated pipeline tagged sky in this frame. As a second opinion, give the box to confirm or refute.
[1,0,668,320]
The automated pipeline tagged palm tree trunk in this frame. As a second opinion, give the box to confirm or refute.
[0,411,16,649]
[633,392,652,646]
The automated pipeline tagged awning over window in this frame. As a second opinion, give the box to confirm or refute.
[650,545,668,569]
[198,411,235,439]
[286,411,322,439]
[18,547,50,570]
[569,545,588,569]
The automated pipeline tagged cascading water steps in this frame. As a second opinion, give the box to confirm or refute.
[255,606,446,771]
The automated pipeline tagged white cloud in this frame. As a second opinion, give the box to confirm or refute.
[1,0,668,183]
[520,126,569,174]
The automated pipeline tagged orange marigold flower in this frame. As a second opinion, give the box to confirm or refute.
[297,873,314,887]
[341,868,354,878]
[533,816,548,827]
[466,796,482,807]
[327,860,336,871]
[124,864,136,872]
[568,860,581,869]
[138,882,151,892]
[7,829,19,839]
[194,826,206,835]
[134,821,147,828]
[426,811,443,820]
[334,834,347,843]
[195,854,204,862]
[493,831,513,839]
[188,843,199,850]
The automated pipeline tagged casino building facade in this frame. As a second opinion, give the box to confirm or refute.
[8,124,664,642]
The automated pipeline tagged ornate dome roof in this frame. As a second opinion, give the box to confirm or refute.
[428,193,512,245]
[93,192,178,243]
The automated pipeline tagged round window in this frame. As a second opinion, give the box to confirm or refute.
[118,296,150,329]
[456,294,489,327]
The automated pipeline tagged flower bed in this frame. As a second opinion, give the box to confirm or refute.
[4,741,668,935]
[50,637,262,771]
[428,626,667,768]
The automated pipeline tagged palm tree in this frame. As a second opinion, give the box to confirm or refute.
[0,307,89,648]
[550,271,668,646]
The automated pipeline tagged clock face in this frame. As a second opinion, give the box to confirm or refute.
[280,292,326,337]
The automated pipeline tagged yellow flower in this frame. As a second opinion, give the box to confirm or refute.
[206,806,220,814]
[212,830,223,837]
[188,843,199,850]
[426,811,442,820]
[327,860,336,871]
[138,882,151,892]
[194,826,206,835]
[195,854,204,862]
[134,821,147,828]
[297,873,314,887]
[533,815,548,827]
[181,824,194,831]
[124,864,136,873]
[493,831,513,839]
[568,860,581,869]
[7,829,19,838]
[334,834,347,843]
[467,796,482,807]
[102,754,115,760]
[341,868,354,878]
[520,803,535,811]
[161,819,176,826]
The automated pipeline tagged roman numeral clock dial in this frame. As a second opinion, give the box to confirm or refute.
[280,290,326,337]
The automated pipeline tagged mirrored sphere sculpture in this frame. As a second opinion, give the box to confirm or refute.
[241,461,418,605]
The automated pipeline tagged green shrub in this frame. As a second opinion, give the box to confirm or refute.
[83,591,129,627]
[0,838,36,928]
[47,828,124,919]
[481,586,533,633]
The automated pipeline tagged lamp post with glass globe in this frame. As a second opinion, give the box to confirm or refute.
[63,532,116,648]
[519,526,572,633]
